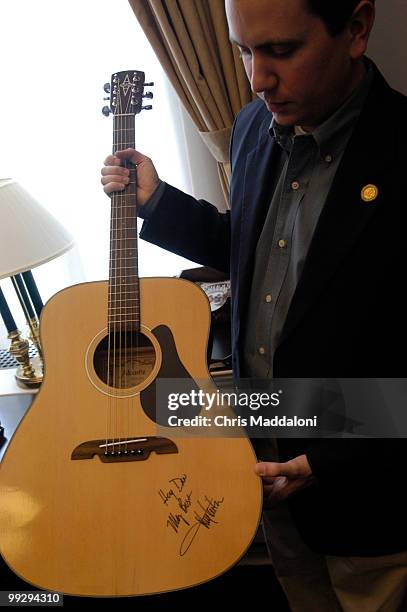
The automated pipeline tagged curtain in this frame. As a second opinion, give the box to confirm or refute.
[128,0,252,206]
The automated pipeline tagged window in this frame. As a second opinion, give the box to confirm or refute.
[0,0,199,330]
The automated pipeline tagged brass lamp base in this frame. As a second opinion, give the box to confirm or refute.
[15,355,43,388]
[8,330,43,388]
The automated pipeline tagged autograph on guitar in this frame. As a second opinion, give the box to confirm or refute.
[0,70,262,597]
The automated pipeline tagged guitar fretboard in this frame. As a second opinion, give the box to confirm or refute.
[108,113,140,332]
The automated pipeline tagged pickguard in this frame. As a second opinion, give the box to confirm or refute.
[141,325,201,424]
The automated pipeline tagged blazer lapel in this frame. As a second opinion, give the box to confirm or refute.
[236,120,281,310]
[279,69,395,347]
[233,115,281,350]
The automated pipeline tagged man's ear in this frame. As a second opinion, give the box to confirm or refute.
[349,0,375,60]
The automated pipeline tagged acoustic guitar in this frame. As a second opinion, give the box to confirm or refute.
[0,70,262,596]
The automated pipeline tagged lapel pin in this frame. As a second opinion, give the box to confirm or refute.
[361,184,379,202]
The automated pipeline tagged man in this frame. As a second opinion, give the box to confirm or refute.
[101,1,407,609]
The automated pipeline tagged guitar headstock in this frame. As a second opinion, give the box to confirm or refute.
[102,70,154,117]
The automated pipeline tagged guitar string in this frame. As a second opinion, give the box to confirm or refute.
[122,104,128,455]
[106,80,115,458]
[112,75,120,455]
[135,103,142,452]
[130,78,140,452]
[127,106,133,455]
[118,84,125,455]
[125,90,135,453]
[121,83,132,455]
[111,102,117,457]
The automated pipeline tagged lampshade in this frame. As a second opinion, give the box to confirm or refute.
[0,178,74,280]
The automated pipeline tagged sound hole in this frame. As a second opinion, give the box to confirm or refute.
[93,331,156,389]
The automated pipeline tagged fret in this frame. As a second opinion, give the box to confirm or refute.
[110,304,138,316]
[108,293,139,299]
[109,204,138,208]
[109,266,138,272]
[108,307,139,312]
[110,230,137,239]
[109,233,137,237]
[108,304,139,308]
[110,281,139,285]
[110,237,137,242]
[108,299,139,303]
[109,281,138,286]
[108,302,139,307]
[112,141,136,147]
[110,228,137,232]
[108,299,138,303]
[108,304,138,308]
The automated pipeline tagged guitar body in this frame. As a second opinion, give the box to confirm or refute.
[0,278,262,596]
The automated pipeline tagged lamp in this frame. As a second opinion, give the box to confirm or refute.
[0,178,74,386]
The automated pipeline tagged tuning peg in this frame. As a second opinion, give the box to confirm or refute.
[103,96,110,101]
[102,106,111,117]
[103,82,111,93]
[144,82,154,87]
[142,105,153,111]
[143,92,153,99]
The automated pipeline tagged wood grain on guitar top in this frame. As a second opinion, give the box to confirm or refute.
[0,279,262,596]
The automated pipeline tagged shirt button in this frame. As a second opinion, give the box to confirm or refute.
[278,239,286,249]
[291,180,300,190]
[265,294,272,303]
[325,154,333,163]
[258,347,266,355]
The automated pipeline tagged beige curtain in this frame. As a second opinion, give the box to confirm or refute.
[128,0,252,206]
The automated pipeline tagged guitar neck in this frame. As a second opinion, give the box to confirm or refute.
[108,113,140,333]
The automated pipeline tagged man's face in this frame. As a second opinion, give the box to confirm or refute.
[226,0,361,130]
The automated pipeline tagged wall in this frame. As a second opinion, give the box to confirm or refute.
[368,0,407,94]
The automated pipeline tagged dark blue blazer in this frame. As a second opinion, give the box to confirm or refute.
[140,65,407,556]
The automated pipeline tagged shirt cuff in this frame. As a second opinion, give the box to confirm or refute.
[138,180,166,219]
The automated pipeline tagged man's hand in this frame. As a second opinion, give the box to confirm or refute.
[255,454,316,508]
[101,148,160,206]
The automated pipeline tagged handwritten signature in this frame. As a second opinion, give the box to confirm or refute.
[179,495,224,556]
[158,474,224,555]
[158,473,192,514]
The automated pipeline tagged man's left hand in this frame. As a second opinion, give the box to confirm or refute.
[255,454,316,507]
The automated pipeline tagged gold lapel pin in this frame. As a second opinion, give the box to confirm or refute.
[361,184,379,202]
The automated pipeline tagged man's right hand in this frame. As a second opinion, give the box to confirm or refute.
[101,148,160,206]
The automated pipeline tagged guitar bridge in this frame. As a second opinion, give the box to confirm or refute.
[71,436,178,463]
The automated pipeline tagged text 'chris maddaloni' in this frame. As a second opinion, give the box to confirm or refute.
[165,389,318,429]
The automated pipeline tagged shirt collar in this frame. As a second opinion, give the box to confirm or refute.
[270,59,374,159]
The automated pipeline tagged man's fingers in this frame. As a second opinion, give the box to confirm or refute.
[262,476,279,485]
[103,155,122,166]
[102,182,125,194]
[114,148,151,166]
[263,477,288,493]
[101,164,129,178]
[103,149,150,168]
[100,175,128,194]
[255,455,312,480]
[255,461,293,478]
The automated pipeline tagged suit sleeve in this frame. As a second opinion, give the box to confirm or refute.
[139,183,231,274]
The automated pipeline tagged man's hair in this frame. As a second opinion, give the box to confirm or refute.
[307,0,375,36]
